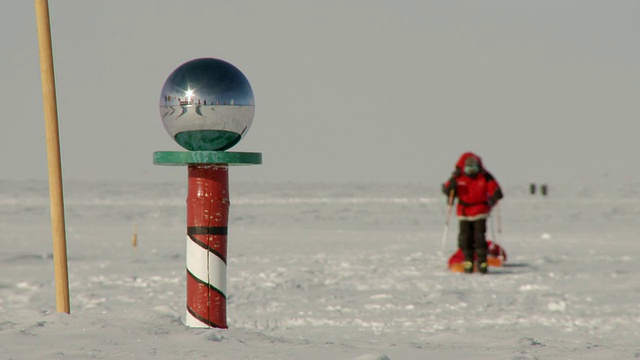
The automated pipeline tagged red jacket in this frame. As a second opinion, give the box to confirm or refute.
[443,152,503,220]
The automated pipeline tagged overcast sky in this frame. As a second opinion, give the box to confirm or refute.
[1,1,638,186]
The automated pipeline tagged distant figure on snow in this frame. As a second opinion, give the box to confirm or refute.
[442,152,503,274]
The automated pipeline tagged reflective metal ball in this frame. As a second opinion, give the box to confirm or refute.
[159,58,255,151]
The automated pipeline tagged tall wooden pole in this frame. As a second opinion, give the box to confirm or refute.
[34,0,70,314]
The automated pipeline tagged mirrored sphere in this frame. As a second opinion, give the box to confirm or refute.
[159,58,255,151]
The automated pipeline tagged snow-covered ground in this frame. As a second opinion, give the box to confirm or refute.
[1,179,638,359]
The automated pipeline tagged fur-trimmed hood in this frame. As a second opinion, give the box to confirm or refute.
[455,152,484,173]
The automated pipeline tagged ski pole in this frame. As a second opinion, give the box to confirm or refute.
[496,202,502,234]
[439,189,455,256]
[489,209,497,243]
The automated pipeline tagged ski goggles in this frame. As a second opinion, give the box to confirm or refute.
[464,165,479,174]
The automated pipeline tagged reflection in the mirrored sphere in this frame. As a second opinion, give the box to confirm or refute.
[159,58,255,151]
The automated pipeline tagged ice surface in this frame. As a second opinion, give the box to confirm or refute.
[0,180,639,359]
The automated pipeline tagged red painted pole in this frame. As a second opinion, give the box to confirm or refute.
[154,58,260,329]
[184,164,229,328]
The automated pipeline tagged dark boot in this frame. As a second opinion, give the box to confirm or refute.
[477,251,488,274]
[463,260,474,273]
[478,261,488,274]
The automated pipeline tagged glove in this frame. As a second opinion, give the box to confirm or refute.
[442,178,457,197]
[488,189,504,207]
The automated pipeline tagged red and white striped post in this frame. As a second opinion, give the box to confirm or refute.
[154,152,261,328]
[155,58,260,328]
[185,164,229,328]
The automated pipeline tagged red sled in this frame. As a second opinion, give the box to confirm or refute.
[448,240,507,273]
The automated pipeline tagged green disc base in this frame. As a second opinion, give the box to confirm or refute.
[153,151,262,166]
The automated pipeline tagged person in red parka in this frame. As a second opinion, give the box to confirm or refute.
[442,152,503,273]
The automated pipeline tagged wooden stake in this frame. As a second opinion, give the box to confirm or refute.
[132,224,138,248]
[35,0,70,314]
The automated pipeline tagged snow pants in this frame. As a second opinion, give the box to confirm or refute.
[458,218,488,263]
